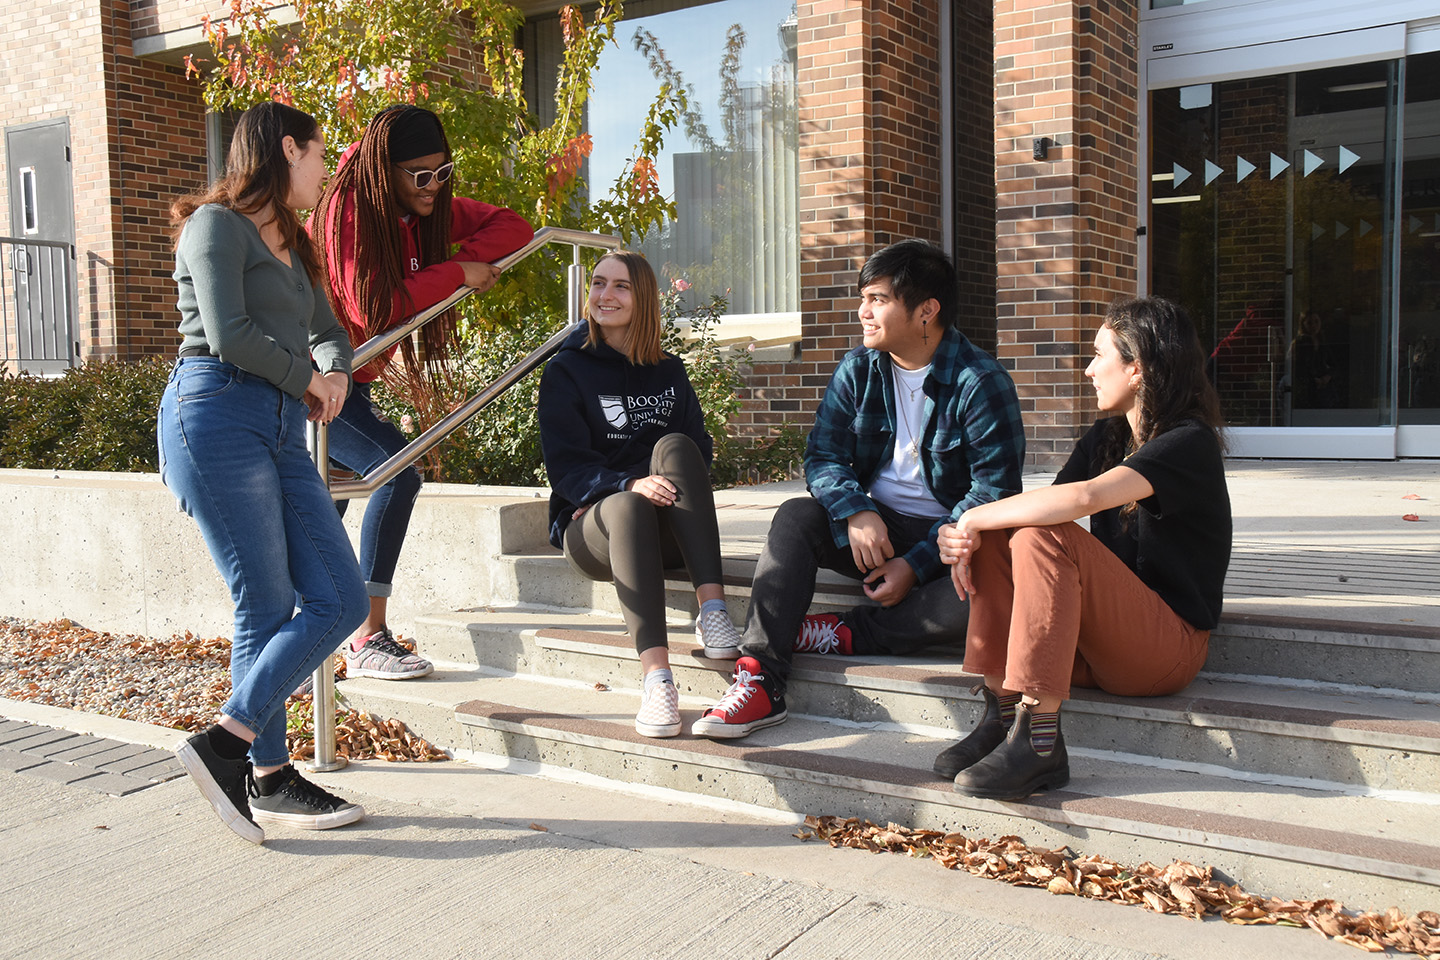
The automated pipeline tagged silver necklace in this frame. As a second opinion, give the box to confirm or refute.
[893,367,921,458]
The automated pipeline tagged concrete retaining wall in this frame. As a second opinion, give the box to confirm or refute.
[0,469,552,640]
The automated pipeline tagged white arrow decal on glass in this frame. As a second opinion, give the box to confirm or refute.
[1203,159,1223,185]
[1303,150,1324,176]
[1358,219,1373,237]
[1311,222,1325,240]
[1236,156,1256,182]
[1335,221,1349,238]
[1173,163,1192,188]
[1411,216,1423,233]
[1270,153,1291,179]
[1338,146,1360,173]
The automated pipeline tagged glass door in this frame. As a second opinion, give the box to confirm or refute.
[1399,51,1440,433]
[1148,63,1397,433]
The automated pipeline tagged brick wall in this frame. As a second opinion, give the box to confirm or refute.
[2,1,116,360]
[0,0,208,364]
[732,0,946,444]
[993,0,1140,468]
[106,0,211,359]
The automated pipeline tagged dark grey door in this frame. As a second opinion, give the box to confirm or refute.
[5,118,77,374]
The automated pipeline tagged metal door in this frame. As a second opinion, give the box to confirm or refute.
[4,118,77,374]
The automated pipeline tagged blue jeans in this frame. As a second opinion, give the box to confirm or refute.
[158,358,367,767]
[327,381,423,598]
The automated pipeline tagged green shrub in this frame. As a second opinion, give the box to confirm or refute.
[0,360,168,471]
[0,302,803,485]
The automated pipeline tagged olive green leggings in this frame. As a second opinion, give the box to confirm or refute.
[562,433,723,653]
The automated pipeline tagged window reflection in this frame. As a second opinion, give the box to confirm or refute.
[527,0,799,319]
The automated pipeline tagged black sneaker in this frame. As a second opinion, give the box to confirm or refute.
[249,766,366,830]
[174,730,264,844]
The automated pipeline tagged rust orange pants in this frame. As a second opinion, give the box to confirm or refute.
[962,523,1209,700]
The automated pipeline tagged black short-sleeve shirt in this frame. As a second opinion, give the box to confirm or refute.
[1055,418,1231,630]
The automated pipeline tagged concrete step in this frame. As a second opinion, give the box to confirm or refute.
[334,669,1440,913]
[1206,612,1440,697]
[487,552,1440,697]
[494,552,863,624]
[407,609,1440,793]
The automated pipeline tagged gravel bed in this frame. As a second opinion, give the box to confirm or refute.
[0,616,443,761]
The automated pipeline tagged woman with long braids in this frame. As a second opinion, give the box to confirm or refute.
[163,101,368,842]
[313,105,533,680]
[933,297,1231,799]
[538,252,746,738]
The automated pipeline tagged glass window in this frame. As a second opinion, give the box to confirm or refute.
[1149,62,1397,427]
[20,167,39,235]
[1399,51,1440,424]
[527,0,798,319]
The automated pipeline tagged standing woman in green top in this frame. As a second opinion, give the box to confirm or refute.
[159,102,368,844]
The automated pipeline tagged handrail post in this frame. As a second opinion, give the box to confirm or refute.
[306,419,346,773]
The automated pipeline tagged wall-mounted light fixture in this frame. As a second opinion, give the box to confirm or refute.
[1032,137,1051,161]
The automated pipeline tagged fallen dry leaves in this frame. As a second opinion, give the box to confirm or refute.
[1,617,446,763]
[795,816,1440,958]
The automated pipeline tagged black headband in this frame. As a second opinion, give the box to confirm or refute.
[384,107,447,164]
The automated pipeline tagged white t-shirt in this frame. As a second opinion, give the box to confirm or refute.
[868,362,947,519]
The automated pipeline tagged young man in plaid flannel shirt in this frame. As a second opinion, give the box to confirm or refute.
[693,240,1025,739]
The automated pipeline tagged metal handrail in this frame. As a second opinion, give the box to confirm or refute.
[303,225,621,773]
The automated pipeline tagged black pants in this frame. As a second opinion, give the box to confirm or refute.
[563,433,724,654]
[739,496,968,694]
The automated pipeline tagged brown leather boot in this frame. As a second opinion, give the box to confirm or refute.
[952,704,1069,800]
[932,685,1009,780]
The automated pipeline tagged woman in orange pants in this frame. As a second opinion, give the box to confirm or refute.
[934,297,1231,800]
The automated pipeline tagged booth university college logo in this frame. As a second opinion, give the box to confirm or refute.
[599,396,627,429]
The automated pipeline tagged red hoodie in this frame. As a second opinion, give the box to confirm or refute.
[317,141,535,382]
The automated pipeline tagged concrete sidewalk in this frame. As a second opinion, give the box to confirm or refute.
[2,700,1366,960]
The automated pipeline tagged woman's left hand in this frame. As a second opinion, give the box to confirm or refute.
[938,521,981,600]
[304,370,350,423]
[629,474,677,507]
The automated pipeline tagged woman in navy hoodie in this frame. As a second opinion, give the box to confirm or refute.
[539,251,744,737]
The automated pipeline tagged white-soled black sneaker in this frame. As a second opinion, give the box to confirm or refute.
[174,730,264,844]
[249,766,365,830]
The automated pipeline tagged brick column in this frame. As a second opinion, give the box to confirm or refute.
[104,0,210,360]
[733,0,944,441]
[993,0,1140,467]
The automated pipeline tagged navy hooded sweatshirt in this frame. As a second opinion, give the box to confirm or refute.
[538,325,713,548]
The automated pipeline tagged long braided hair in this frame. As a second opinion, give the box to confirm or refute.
[314,105,458,407]
[171,102,322,283]
[1094,297,1226,525]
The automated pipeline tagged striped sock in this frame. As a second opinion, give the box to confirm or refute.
[699,598,729,619]
[996,692,1021,727]
[1029,710,1060,756]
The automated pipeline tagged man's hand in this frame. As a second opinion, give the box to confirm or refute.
[846,510,893,572]
[863,557,916,607]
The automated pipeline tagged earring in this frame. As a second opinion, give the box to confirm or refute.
[288,160,295,168]
[922,318,929,345]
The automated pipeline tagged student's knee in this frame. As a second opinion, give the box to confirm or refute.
[650,432,703,475]
[770,496,829,538]
[607,489,656,525]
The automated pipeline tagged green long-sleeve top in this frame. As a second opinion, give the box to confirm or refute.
[173,203,352,398]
